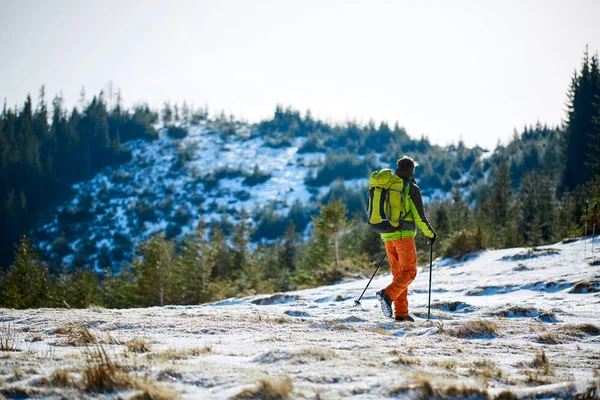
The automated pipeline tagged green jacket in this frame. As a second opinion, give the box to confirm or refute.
[380,180,435,242]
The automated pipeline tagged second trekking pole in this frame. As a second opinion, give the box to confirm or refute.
[585,201,589,259]
[354,253,387,306]
[427,242,433,320]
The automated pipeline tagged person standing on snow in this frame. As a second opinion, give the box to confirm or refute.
[375,156,436,322]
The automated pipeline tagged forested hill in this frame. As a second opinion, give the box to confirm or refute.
[1,50,600,310]
[0,96,558,271]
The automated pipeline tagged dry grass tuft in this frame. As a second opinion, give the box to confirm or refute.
[50,369,71,387]
[531,351,552,374]
[82,344,127,392]
[564,323,600,336]
[82,342,175,398]
[447,320,499,338]
[257,315,292,325]
[297,347,336,362]
[430,360,457,370]
[54,324,97,346]
[147,346,210,361]
[127,337,152,353]
[392,355,421,365]
[365,327,392,336]
[390,378,489,399]
[27,334,45,343]
[232,377,293,399]
[537,332,562,344]
[0,323,22,351]
[190,346,212,356]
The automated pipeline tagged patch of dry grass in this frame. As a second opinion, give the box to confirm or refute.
[82,342,176,399]
[564,323,600,336]
[390,378,490,399]
[50,368,72,387]
[531,351,552,374]
[297,347,336,362]
[392,355,421,365]
[146,346,211,361]
[469,359,503,380]
[0,323,22,351]
[54,324,97,346]
[127,337,152,353]
[190,346,212,356]
[447,320,499,338]
[365,327,392,336]
[232,377,293,399]
[257,315,292,324]
[429,360,457,370]
[536,332,563,344]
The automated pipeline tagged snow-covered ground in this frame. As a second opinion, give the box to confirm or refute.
[1,238,600,399]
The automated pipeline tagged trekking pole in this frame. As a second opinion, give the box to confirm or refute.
[427,242,433,320]
[593,203,598,261]
[585,200,589,259]
[354,253,387,306]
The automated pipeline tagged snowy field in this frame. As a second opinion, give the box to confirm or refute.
[1,238,599,399]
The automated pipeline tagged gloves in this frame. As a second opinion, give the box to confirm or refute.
[426,232,436,245]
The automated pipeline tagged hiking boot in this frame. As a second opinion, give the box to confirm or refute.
[395,315,415,322]
[375,290,393,318]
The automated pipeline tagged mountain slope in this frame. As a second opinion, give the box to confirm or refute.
[1,238,599,398]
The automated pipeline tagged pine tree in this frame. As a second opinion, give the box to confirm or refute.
[562,49,600,190]
[133,234,177,307]
[492,156,511,230]
[177,222,215,304]
[313,198,350,271]
[2,237,50,308]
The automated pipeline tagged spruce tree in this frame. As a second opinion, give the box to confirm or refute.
[133,234,177,307]
[313,198,350,271]
[562,49,600,190]
[2,237,50,308]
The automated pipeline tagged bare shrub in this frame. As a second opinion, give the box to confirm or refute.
[448,320,499,338]
[127,337,152,353]
[0,323,22,351]
[232,377,293,399]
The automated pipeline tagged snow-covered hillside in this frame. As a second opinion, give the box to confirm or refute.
[1,238,599,399]
[34,122,342,269]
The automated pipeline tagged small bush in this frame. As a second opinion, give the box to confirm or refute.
[232,377,293,399]
[167,126,188,139]
[442,228,486,259]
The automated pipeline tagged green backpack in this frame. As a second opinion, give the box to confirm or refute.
[366,169,411,233]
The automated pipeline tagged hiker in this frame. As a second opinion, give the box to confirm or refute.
[374,156,436,322]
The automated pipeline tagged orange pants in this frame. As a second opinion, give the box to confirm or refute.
[383,237,417,317]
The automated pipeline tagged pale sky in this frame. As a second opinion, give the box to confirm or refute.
[1,0,599,149]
